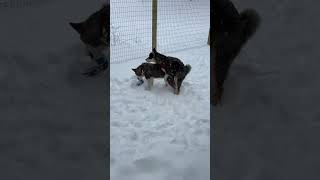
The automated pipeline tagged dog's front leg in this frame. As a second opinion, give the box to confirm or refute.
[145,78,153,90]
[136,76,144,86]
[173,76,179,95]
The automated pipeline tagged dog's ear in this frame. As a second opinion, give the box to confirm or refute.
[102,0,110,6]
[132,68,137,72]
[101,3,109,15]
[69,22,84,34]
[152,48,157,52]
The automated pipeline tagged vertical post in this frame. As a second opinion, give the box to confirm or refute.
[152,0,158,49]
[207,28,211,45]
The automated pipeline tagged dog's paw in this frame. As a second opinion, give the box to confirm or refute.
[96,57,109,70]
[98,62,108,71]
[82,66,101,77]
[82,59,109,77]
[136,79,144,86]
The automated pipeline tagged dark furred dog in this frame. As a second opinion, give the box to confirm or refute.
[145,48,192,95]
[212,0,261,105]
[132,63,175,90]
[69,3,109,76]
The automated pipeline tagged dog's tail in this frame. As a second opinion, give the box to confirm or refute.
[184,64,192,76]
[239,9,261,43]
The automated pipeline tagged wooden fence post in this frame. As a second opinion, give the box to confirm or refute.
[152,0,158,49]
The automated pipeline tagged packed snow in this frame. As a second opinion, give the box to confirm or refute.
[110,0,210,179]
[111,46,210,180]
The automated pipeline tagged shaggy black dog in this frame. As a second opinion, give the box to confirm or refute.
[69,3,110,76]
[211,0,261,106]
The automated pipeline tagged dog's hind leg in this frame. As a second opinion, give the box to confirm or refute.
[164,74,169,86]
[150,77,154,87]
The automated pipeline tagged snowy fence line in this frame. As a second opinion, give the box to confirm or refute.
[110,0,210,64]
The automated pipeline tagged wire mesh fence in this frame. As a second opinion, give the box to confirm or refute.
[111,0,152,64]
[157,0,210,53]
[110,0,210,64]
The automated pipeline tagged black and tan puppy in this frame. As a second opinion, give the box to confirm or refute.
[212,0,261,105]
[145,48,192,95]
[132,62,176,91]
[69,3,109,76]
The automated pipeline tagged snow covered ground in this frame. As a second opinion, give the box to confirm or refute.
[111,46,210,180]
[110,1,210,179]
[214,0,320,179]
